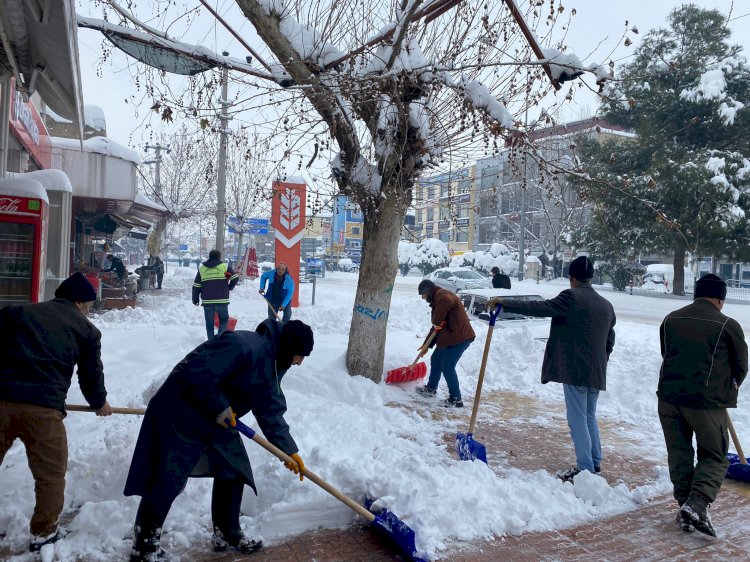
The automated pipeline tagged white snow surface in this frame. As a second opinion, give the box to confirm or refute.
[7,170,72,193]
[2,275,749,560]
[50,136,141,165]
[0,178,49,203]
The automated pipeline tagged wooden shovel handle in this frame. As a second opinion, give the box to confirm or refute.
[236,421,376,523]
[727,412,748,465]
[65,404,146,415]
[468,305,501,434]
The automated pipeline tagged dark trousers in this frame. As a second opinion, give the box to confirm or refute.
[658,399,729,504]
[0,401,68,537]
[134,476,244,550]
[267,303,292,324]
[203,304,229,340]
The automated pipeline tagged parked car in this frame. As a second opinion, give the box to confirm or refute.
[338,258,360,273]
[423,267,491,293]
[459,288,551,339]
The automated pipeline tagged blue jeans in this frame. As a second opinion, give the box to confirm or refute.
[203,304,229,340]
[267,303,292,324]
[426,339,472,400]
[563,384,602,472]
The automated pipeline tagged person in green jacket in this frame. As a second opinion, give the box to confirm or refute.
[658,274,747,537]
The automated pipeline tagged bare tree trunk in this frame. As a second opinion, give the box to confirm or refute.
[673,243,686,296]
[346,195,407,381]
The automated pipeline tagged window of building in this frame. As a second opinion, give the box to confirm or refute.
[351,227,360,235]
[481,165,498,190]
[439,206,450,221]
[478,224,495,244]
[427,208,434,222]
[500,221,514,238]
[458,205,470,218]
[427,185,435,200]
[459,179,471,194]
[455,229,468,243]
[439,229,451,242]
[440,181,450,198]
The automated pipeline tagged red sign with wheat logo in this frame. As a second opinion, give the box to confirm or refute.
[271,179,306,307]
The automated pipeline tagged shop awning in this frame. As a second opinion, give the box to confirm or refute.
[0,0,84,138]
[110,212,152,230]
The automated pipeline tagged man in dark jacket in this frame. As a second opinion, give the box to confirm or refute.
[103,254,128,282]
[415,280,476,407]
[125,319,314,561]
[0,273,113,552]
[488,256,616,482]
[149,255,165,290]
[193,250,239,340]
[490,266,512,289]
[658,274,747,537]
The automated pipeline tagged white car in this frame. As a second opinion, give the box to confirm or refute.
[423,267,492,293]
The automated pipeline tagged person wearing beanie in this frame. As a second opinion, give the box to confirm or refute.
[102,253,127,282]
[486,255,616,483]
[657,273,747,537]
[415,278,476,407]
[192,249,239,340]
[490,266,511,289]
[125,317,314,561]
[0,272,113,552]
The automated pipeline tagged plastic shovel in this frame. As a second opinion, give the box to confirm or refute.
[234,420,427,561]
[385,323,443,384]
[456,304,501,463]
[726,412,750,482]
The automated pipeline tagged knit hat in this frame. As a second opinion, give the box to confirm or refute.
[280,320,315,356]
[418,279,436,295]
[568,256,594,281]
[491,267,500,275]
[55,272,97,302]
[694,274,727,301]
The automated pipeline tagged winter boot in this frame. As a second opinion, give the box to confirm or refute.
[130,517,179,562]
[555,466,581,483]
[416,385,436,397]
[212,528,263,554]
[442,397,464,408]
[680,494,716,537]
[29,530,62,552]
[675,511,695,533]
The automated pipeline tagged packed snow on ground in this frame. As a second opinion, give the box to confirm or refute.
[1,271,748,561]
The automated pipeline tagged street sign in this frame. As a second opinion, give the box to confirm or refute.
[306,257,323,274]
[179,244,188,251]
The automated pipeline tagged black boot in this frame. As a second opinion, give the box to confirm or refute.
[210,478,262,554]
[212,528,263,554]
[680,494,716,537]
[130,501,179,562]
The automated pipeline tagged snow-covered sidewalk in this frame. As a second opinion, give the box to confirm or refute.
[1,270,748,560]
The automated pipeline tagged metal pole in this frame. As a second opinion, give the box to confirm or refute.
[216,65,230,255]
[312,274,316,305]
[0,78,11,178]
[518,105,528,282]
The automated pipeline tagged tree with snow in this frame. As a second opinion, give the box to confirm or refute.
[90,1,612,380]
[409,238,449,275]
[575,6,750,295]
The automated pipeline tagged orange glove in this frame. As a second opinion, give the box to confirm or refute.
[216,407,236,428]
[284,453,305,481]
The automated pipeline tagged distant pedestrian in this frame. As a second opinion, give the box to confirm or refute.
[657,274,747,537]
[415,279,476,407]
[125,319,314,561]
[487,256,616,482]
[192,250,239,340]
[490,266,511,289]
[149,255,164,290]
[103,254,127,283]
[259,262,295,324]
[0,273,113,552]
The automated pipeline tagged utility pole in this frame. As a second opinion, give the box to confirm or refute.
[517,103,528,282]
[144,143,170,265]
[216,60,231,255]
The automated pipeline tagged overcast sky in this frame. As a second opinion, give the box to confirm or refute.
[75,1,750,150]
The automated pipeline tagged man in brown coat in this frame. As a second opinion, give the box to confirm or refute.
[415,280,476,407]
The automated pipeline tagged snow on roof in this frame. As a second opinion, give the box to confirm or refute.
[0,177,50,203]
[8,169,73,193]
[134,190,167,211]
[84,105,107,131]
[41,105,73,124]
[274,175,306,185]
[50,136,141,165]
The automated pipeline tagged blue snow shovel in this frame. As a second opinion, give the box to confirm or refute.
[726,413,750,482]
[234,420,428,561]
[456,303,501,463]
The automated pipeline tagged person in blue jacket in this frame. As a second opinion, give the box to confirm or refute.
[259,262,295,324]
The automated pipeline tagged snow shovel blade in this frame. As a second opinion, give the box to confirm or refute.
[455,432,487,463]
[364,499,429,562]
[234,420,429,561]
[726,453,750,482]
[385,361,427,384]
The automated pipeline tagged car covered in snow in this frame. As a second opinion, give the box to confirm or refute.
[423,267,491,293]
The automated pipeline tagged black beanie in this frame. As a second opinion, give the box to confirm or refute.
[418,279,436,295]
[280,320,314,356]
[568,256,594,281]
[55,272,97,302]
[695,274,727,301]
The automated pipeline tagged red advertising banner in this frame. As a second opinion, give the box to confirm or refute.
[271,179,306,307]
[8,79,51,170]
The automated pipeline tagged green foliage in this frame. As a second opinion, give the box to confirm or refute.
[575,5,750,267]
[595,261,642,292]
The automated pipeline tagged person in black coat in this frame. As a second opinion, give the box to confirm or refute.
[487,256,616,482]
[0,273,113,552]
[124,319,314,561]
[490,266,511,289]
[103,254,128,282]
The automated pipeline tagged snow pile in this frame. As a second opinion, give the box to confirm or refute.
[450,244,519,275]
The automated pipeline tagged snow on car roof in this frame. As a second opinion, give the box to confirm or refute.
[458,288,540,297]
